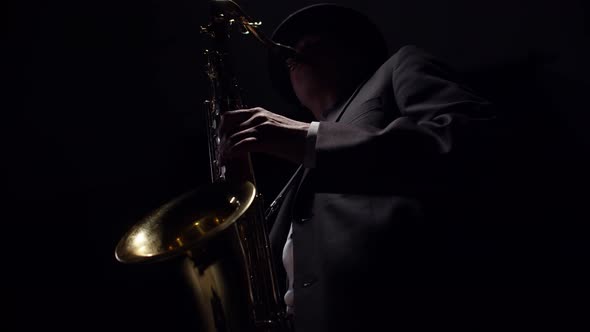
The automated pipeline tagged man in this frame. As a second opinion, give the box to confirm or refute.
[219,3,500,331]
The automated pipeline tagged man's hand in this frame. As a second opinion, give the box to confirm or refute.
[218,107,310,165]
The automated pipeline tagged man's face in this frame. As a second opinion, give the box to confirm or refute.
[287,34,344,113]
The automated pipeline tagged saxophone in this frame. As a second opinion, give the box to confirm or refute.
[114,1,297,331]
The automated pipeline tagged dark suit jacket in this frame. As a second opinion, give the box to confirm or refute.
[269,45,503,332]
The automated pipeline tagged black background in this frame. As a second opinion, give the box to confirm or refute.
[11,0,589,329]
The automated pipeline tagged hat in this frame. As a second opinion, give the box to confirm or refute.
[268,3,388,104]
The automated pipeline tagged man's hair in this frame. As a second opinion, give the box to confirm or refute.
[268,4,388,105]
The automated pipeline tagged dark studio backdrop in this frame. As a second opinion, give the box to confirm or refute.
[12,0,589,329]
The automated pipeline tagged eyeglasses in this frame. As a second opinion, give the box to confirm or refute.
[284,53,311,71]
[285,58,299,71]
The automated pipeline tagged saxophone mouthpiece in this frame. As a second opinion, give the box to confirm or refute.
[272,43,300,60]
[273,43,309,67]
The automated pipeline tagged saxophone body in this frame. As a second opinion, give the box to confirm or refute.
[114,1,293,331]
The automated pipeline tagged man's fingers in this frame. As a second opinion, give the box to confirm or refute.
[220,136,259,163]
[230,136,259,156]
[219,108,264,134]
[221,127,261,161]
[233,113,269,134]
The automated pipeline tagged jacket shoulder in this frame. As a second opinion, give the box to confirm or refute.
[389,45,442,69]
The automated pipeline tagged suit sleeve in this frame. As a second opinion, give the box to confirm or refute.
[313,45,496,192]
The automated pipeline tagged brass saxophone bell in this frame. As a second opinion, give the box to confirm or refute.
[113,1,291,330]
[115,181,256,264]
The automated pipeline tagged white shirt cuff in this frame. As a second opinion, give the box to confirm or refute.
[303,121,319,168]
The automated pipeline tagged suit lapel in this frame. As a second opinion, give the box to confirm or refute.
[269,166,304,243]
[292,79,367,203]
[330,79,366,123]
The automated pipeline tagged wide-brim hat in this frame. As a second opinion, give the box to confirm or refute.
[268,3,388,105]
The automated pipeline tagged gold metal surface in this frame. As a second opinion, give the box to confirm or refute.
[112,1,291,330]
[115,181,256,264]
[214,0,298,57]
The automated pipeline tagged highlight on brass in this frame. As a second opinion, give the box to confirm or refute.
[114,181,256,264]
[113,1,290,330]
